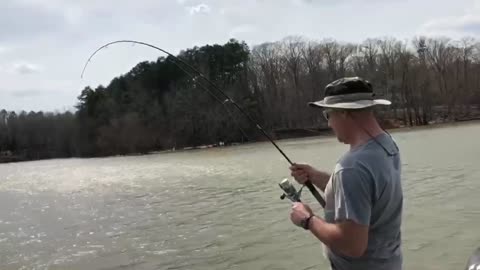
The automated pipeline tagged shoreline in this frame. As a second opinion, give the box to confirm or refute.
[2,118,480,164]
[385,118,480,134]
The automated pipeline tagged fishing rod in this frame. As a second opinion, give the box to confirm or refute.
[80,39,326,208]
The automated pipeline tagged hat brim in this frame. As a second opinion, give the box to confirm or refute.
[308,99,391,109]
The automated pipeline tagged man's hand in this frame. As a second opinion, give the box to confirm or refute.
[289,163,331,191]
[290,202,313,227]
[290,202,369,257]
[289,163,314,184]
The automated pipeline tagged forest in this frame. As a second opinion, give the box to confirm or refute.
[1,35,480,162]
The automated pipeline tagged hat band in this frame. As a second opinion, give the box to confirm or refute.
[323,92,374,104]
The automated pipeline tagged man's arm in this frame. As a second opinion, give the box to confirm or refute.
[308,216,369,258]
[309,169,331,191]
[314,167,372,257]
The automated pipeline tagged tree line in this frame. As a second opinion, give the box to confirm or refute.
[1,35,480,162]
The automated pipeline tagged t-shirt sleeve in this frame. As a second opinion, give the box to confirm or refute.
[333,167,372,226]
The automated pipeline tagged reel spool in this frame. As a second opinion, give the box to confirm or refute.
[279,178,302,202]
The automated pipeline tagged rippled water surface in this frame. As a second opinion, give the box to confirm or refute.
[1,122,480,270]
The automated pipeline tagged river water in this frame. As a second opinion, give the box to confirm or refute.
[1,122,479,270]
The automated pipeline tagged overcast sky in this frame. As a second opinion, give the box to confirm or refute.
[1,0,479,112]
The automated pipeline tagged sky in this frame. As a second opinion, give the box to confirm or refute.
[1,0,479,113]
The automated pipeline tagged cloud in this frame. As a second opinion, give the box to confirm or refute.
[188,3,211,15]
[291,0,313,5]
[0,87,77,112]
[229,25,257,38]
[13,62,42,74]
[0,61,42,75]
[8,89,45,97]
[0,0,68,42]
[474,0,480,10]
[417,0,480,38]
[418,14,480,37]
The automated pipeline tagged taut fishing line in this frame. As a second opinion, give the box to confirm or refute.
[80,39,326,208]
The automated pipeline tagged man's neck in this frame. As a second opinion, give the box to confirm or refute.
[348,119,385,149]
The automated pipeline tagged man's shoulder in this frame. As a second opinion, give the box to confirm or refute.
[335,149,374,174]
[337,133,400,169]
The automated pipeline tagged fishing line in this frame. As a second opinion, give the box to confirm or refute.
[80,39,326,208]
[81,41,249,141]
[154,57,251,142]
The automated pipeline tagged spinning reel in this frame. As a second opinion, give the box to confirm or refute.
[278,178,303,202]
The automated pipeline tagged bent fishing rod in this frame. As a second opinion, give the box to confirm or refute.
[80,40,326,208]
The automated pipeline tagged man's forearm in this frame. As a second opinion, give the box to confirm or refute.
[310,170,331,191]
[308,216,345,253]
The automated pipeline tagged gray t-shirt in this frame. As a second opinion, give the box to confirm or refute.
[323,132,403,270]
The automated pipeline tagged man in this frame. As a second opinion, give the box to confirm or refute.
[465,246,480,270]
[289,77,403,270]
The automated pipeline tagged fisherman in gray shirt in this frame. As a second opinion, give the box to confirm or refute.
[289,77,403,270]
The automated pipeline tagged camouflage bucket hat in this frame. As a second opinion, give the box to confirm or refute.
[308,77,391,109]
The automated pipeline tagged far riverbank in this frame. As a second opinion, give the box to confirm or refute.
[2,118,480,164]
